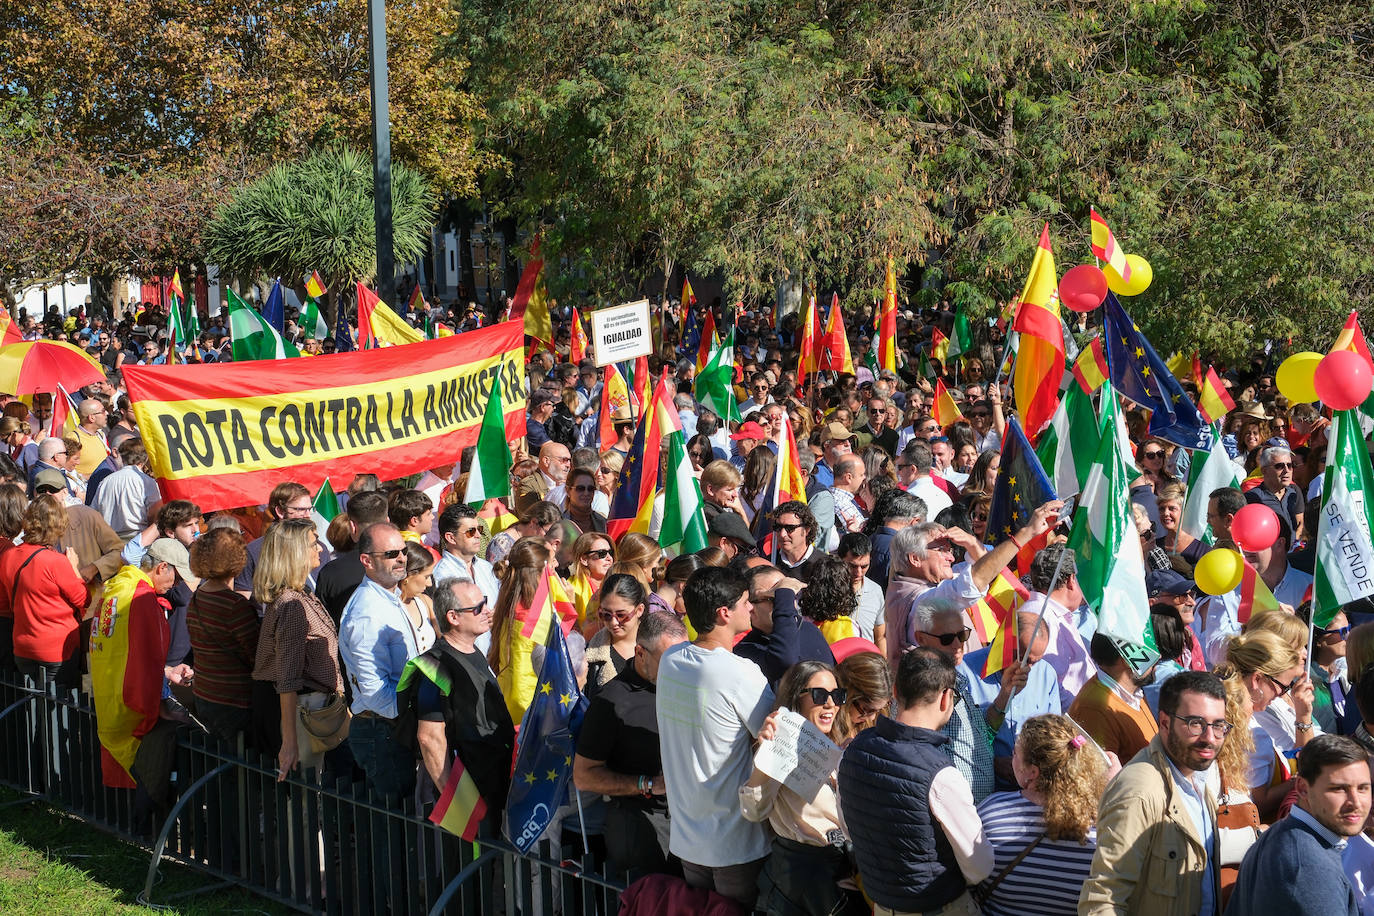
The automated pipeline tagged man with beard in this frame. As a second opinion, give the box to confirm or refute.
[1227,734,1369,915]
[1080,671,1225,916]
[1068,633,1161,764]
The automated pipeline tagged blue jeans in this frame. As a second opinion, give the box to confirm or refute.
[348,714,416,800]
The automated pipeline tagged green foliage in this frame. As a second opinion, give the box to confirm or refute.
[203,147,437,291]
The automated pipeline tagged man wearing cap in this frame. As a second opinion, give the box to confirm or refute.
[1246,444,1305,541]
[1146,568,1207,671]
[709,512,757,561]
[812,422,855,489]
[525,389,557,451]
[728,420,767,472]
[515,440,572,514]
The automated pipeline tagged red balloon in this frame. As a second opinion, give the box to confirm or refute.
[1315,349,1374,410]
[1057,265,1108,313]
[1231,503,1279,553]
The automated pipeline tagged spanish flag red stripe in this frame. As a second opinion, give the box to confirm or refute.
[1011,224,1064,443]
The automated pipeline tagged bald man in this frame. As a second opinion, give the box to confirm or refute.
[72,398,112,477]
[515,440,572,513]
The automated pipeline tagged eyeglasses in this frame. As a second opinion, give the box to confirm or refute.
[774,522,805,534]
[51,451,68,457]
[969,411,990,419]
[460,527,485,538]
[584,548,613,560]
[368,548,405,560]
[1269,462,1293,471]
[971,512,988,522]
[1319,624,1352,640]
[455,599,487,615]
[918,627,971,646]
[598,466,614,475]
[597,608,637,623]
[849,698,887,718]
[1264,673,1298,697]
[1142,450,1165,460]
[869,408,886,415]
[1170,714,1234,737]
[1140,527,1156,540]
[806,686,848,707]
[571,484,596,492]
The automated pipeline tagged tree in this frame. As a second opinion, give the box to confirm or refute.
[203,147,437,316]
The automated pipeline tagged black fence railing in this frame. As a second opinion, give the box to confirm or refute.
[0,674,628,914]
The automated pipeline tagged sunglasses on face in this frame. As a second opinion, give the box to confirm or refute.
[1264,673,1298,696]
[571,484,596,492]
[806,686,847,706]
[584,548,613,560]
[455,599,487,615]
[1270,462,1293,471]
[775,522,805,534]
[597,608,637,623]
[1320,624,1352,640]
[460,527,485,537]
[368,548,404,560]
[919,627,972,646]
[1143,450,1165,459]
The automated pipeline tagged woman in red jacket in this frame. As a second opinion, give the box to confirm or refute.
[0,495,88,687]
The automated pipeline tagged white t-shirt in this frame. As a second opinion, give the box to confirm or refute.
[656,642,774,867]
[908,475,953,518]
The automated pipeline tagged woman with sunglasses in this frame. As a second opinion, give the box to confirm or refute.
[684,433,715,475]
[567,532,616,629]
[584,574,646,694]
[595,450,624,515]
[562,468,607,538]
[741,660,867,916]
[1218,628,1307,822]
[1300,604,1349,734]
[835,650,892,739]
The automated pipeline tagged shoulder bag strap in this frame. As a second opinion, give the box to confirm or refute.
[976,833,1045,902]
[9,546,48,608]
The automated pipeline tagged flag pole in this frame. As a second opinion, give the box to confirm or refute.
[1006,541,1072,708]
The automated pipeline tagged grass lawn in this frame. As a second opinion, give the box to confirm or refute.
[0,787,293,915]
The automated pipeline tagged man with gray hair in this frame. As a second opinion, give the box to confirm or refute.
[673,392,698,439]
[1247,444,1305,540]
[1026,543,1098,708]
[866,489,927,589]
[884,499,1062,674]
[28,437,72,498]
[574,611,689,878]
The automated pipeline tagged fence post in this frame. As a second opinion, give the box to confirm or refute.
[139,762,233,905]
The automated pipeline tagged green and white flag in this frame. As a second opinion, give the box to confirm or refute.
[463,373,513,507]
[1035,381,1099,500]
[227,289,300,361]
[659,429,709,556]
[301,297,330,340]
[1179,424,1240,545]
[167,294,188,356]
[1314,409,1374,626]
[947,305,973,359]
[312,477,341,548]
[695,326,741,425]
[1069,393,1154,650]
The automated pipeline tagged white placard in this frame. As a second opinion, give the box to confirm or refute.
[752,707,843,801]
[590,299,653,367]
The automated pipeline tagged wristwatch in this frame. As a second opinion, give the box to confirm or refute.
[1295,720,1314,732]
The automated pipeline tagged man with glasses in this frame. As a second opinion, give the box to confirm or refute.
[1081,671,1226,916]
[968,384,1006,453]
[515,439,572,513]
[138,339,165,365]
[812,422,855,488]
[434,505,500,648]
[740,373,774,414]
[901,441,953,518]
[398,577,512,836]
[862,396,898,456]
[1247,445,1306,540]
[233,482,321,595]
[340,522,423,798]
[735,565,832,687]
[27,437,71,499]
[72,399,111,477]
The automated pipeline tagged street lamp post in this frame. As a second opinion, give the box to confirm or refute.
[367,0,396,307]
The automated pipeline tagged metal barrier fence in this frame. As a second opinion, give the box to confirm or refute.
[0,674,628,914]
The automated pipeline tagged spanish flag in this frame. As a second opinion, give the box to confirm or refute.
[980,572,1031,678]
[1089,208,1130,284]
[430,753,486,841]
[1071,336,1109,395]
[598,362,632,451]
[1198,366,1236,424]
[878,257,898,372]
[570,307,589,364]
[1011,224,1064,443]
[0,303,20,344]
[681,277,697,326]
[509,246,553,350]
[819,293,854,374]
[497,563,573,724]
[305,270,328,300]
[355,283,425,348]
[930,327,950,366]
[932,378,964,429]
[694,307,717,377]
[969,571,1030,649]
[1237,558,1280,625]
[797,294,822,394]
[773,411,808,506]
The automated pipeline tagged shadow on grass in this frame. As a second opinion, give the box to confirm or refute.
[0,786,294,915]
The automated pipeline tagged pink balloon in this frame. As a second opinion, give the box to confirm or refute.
[1057,265,1108,313]
[1231,503,1279,553]
[1315,349,1374,410]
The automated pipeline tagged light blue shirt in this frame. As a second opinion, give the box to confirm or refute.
[1165,755,1217,916]
[960,650,1062,759]
[338,577,420,718]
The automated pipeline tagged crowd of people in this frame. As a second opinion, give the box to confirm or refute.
[2,290,1373,916]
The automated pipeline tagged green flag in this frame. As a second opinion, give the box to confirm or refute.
[167,294,187,358]
[1314,409,1374,626]
[1069,393,1154,650]
[301,297,330,340]
[1035,381,1099,500]
[660,429,709,555]
[1179,425,1240,545]
[463,373,513,507]
[947,305,973,359]
[227,289,300,361]
[312,477,341,547]
[695,327,741,424]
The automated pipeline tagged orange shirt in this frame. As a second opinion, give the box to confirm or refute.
[1067,676,1159,763]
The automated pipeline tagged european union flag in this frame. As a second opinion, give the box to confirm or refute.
[1103,294,1210,450]
[987,416,1057,543]
[679,308,703,361]
[505,624,587,855]
[333,298,355,353]
[262,278,285,334]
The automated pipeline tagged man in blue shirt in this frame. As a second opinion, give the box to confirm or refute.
[339,522,422,798]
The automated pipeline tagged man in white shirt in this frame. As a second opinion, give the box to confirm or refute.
[656,566,774,908]
[432,504,499,653]
[1200,517,1312,665]
[91,438,160,540]
[1025,544,1098,708]
[903,441,953,519]
[840,532,886,651]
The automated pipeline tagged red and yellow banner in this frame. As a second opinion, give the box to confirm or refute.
[124,321,526,511]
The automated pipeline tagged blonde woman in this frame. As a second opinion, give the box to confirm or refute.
[975,714,1109,914]
[1221,627,1306,821]
[1155,480,1205,564]
[251,518,342,781]
[1243,608,1319,756]
[1209,667,1260,908]
[567,532,615,628]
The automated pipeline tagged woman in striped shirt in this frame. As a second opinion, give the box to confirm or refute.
[974,714,1109,915]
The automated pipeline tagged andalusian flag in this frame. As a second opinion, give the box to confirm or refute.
[1179,426,1240,545]
[1197,366,1236,424]
[820,293,855,374]
[1089,208,1130,283]
[300,298,330,340]
[227,289,300,360]
[356,283,425,348]
[1011,224,1064,443]
[570,307,589,364]
[1314,409,1374,626]
[878,257,898,371]
[930,327,950,365]
[981,572,1031,678]
[947,305,973,360]
[464,374,513,507]
[932,379,963,429]
[312,477,341,547]
[696,327,741,424]
[1035,380,1099,501]
[305,270,328,300]
[1069,393,1153,650]
[660,429,709,555]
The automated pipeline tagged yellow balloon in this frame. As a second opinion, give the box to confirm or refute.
[1104,253,1153,296]
[1276,351,1323,404]
[1195,548,1244,596]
